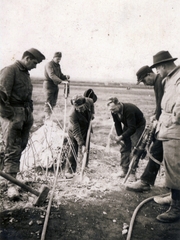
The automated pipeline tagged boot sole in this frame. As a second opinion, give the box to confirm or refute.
[156,216,179,223]
[125,186,150,192]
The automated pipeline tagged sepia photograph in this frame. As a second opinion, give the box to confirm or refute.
[0,1,180,239]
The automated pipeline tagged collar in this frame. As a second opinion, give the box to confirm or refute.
[16,61,29,73]
[154,74,158,84]
[167,65,180,77]
[52,60,60,66]
[162,65,180,84]
[119,102,123,114]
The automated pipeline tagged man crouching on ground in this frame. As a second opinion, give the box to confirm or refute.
[65,95,95,178]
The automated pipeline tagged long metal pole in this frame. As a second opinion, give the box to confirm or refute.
[80,119,92,181]
[41,82,69,240]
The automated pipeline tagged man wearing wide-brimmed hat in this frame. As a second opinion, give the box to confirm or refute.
[43,52,70,120]
[125,66,164,192]
[151,50,180,223]
[0,48,45,200]
[65,95,94,178]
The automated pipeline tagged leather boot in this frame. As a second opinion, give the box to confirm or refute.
[157,199,180,223]
[7,173,20,200]
[125,180,150,192]
[7,183,20,200]
[154,194,171,205]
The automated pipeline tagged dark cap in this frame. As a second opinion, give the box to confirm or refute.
[71,95,86,107]
[84,89,97,103]
[136,65,153,84]
[53,52,62,58]
[27,48,45,63]
[107,97,119,106]
[151,50,177,68]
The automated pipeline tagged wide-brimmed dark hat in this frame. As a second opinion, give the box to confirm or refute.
[136,65,153,84]
[151,51,177,68]
[27,48,45,63]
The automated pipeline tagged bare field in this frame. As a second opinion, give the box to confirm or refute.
[32,83,155,147]
[1,83,179,240]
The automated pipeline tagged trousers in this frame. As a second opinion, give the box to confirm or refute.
[43,81,59,115]
[120,123,145,171]
[163,139,180,190]
[141,139,163,185]
[0,107,33,176]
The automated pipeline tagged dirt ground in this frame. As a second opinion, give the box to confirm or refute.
[0,85,180,240]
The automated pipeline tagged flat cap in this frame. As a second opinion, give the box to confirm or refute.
[136,65,153,84]
[107,97,119,106]
[53,52,62,58]
[84,89,97,103]
[71,95,86,107]
[27,48,45,63]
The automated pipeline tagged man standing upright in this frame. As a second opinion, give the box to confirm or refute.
[125,66,164,192]
[0,48,45,199]
[43,52,70,119]
[151,50,180,223]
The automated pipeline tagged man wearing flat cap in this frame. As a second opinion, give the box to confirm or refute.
[43,52,70,120]
[107,97,146,179]
[150,50,180,223]
[125,66,164,192]
[65,95,94,178]
[0,48,45,200]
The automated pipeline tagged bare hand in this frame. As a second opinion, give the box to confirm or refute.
[150,115,156,123]
[81,145,86,154]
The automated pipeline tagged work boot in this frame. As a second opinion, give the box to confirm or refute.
[65,172,74,179]
[116,168,128,178]
[7,183,20,200]
[127,173,137,182]
[125,180,150,192]
[65,168,74,179]
[157,200,180,223]
[154,194,171,205]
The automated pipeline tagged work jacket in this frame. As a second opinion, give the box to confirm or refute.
[153,74,164,120]
[112,103,145,140]
[44,60,67,88]
[0,61,33,119]
[68,98,94,146]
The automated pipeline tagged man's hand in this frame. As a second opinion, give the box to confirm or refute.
[81,145,86,155]
[62,80,69,84]
[150,115,156,123]
[116,135,123,143]
[66,75,70,80]
[109,134,116,141]
[110,134,122,142]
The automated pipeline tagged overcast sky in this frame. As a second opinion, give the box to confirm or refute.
[0,0,179,82]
